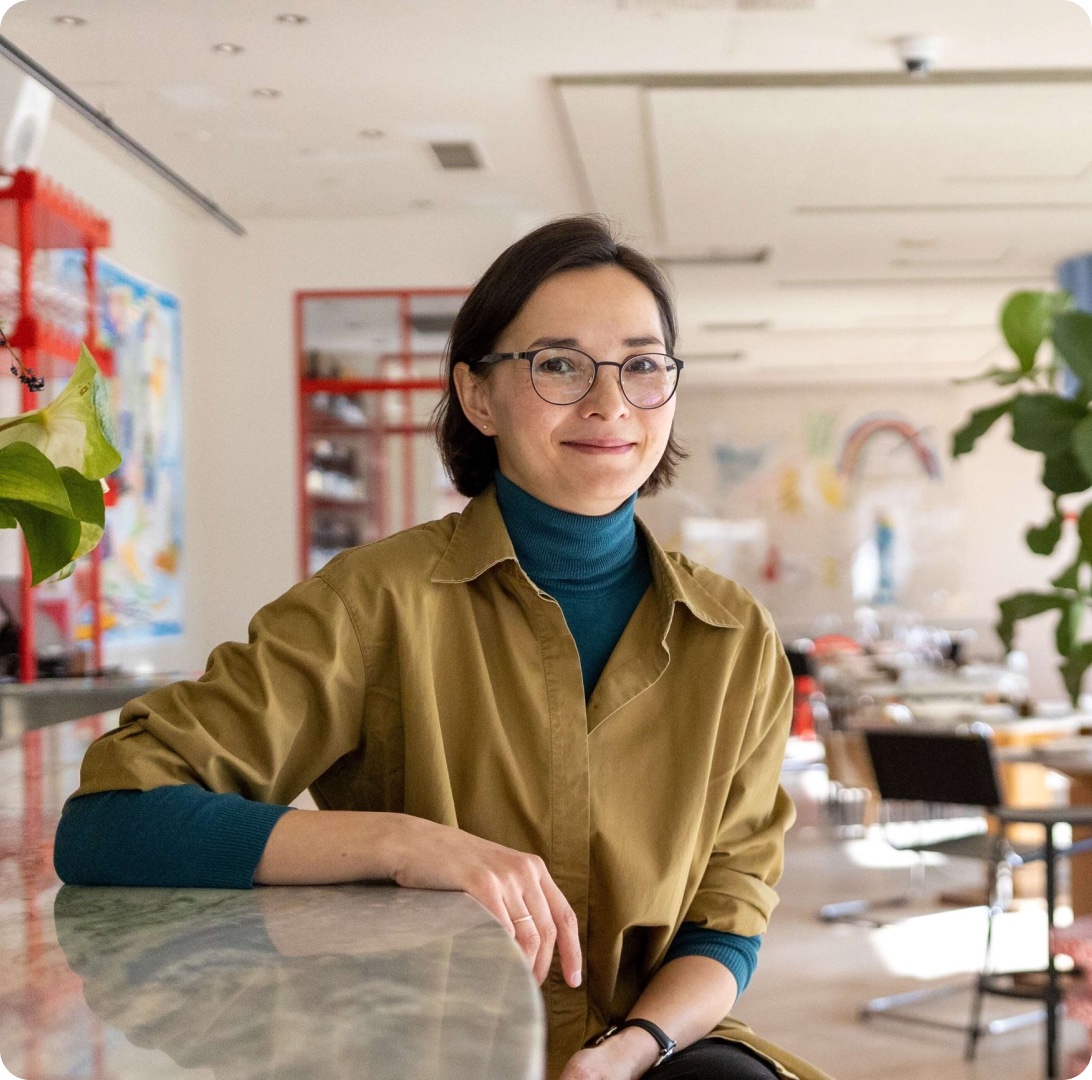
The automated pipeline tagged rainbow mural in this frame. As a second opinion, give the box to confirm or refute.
[836,413,942,481]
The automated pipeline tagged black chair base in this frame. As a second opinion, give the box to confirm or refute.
[861,976,1045,1042]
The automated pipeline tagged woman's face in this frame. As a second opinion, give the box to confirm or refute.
[454,264,677,516]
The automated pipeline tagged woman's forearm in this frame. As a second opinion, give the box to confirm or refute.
[253,807,407,884]
[609,955,739,1077]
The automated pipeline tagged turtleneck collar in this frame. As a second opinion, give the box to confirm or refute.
[493,470,641,594]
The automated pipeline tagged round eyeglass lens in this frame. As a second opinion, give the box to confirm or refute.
[621,354,678,408]
[530,349,595,404]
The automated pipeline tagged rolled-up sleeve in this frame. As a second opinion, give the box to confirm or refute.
[71,572,367,807]
[681,629,797,939]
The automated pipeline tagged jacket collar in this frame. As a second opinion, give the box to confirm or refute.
[432,485,742,631]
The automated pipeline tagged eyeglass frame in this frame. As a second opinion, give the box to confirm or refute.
[470,348,685,409]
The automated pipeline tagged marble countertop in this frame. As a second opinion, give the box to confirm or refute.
[0,673,185,741]
[0,711,545,1080]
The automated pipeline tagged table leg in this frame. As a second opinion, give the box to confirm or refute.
[1046,822,1059,1080]
[1070,778,1092,918]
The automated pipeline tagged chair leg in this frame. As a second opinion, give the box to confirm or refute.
[965,861,1001,1061]
[820,853,927,926]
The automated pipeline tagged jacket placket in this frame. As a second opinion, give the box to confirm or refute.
[512,570,592,1078]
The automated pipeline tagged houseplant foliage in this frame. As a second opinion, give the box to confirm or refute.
[952,289,1092,703]
[0,344,120,585]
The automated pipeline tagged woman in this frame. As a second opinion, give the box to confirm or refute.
[55,217,831,1080]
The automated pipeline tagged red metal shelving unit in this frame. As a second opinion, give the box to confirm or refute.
[0,169,113,682]
[295,288,467,580]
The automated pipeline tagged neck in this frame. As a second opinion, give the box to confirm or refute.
[493,470,639,588]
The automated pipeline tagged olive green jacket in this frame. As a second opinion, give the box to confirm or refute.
[74,484,832,1080]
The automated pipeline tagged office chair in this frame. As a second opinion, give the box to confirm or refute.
[858,728,1046,1052]
[817,728,978,926]
[861,727,1092,1077]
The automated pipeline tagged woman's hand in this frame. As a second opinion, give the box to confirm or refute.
[559,1028,661,1080]
[389,814,583,988]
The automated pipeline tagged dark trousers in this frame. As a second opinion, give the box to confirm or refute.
[640,1038,780,1080]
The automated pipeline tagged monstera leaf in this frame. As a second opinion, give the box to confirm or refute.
[0,346,120,584]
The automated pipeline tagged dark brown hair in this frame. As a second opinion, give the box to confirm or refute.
[434,215,687,498]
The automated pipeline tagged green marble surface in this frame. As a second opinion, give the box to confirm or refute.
[0,713,545,1080]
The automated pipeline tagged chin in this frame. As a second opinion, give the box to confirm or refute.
[575,468,648,504]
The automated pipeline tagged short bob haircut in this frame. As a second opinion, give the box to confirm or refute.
[435,215,687,498]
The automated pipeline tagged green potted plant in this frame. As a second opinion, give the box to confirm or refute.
[953,290,1092,703]
[0,335,120,586]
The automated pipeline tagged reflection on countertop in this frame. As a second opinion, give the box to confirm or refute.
[0,712,545,1080]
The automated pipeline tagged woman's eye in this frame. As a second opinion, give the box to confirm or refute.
[538,357,575,374]
[626,356,661,374]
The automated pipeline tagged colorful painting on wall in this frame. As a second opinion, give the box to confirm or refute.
[83,257,184,643]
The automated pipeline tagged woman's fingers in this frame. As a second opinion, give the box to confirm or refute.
[519,884,558,984]
[540,873,582,987]
[397,822,582,987]
[511,909,545,979]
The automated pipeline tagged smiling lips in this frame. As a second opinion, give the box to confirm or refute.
[562,438,636,454]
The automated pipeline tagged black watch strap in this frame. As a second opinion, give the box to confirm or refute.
[587,1018,677,1067]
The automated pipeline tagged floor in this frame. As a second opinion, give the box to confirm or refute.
[736,769,1090,1080]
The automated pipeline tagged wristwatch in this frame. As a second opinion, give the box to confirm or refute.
[586,1018,677,1068]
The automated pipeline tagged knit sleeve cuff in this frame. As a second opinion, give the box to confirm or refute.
[662,925,762,995]
[195,793,296,889]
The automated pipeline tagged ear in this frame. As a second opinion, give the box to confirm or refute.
[452,362,495,434]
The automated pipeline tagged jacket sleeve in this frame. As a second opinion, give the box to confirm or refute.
[69,572,367,807]
[681,627,796,939]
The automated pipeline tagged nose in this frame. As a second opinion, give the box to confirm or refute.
[580,363,629,419]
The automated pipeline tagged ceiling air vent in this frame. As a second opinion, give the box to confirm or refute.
[429,141,484,170]
[735,0,814,9]
[658,248,770,267]
[703,320,770,332]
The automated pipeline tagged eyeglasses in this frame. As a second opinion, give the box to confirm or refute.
[472,347,684,409]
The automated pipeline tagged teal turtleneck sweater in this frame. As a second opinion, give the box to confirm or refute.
[53,474,760,996]
[493,470,651,697]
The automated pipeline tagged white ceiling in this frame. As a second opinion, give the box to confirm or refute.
[4,0,1092,377]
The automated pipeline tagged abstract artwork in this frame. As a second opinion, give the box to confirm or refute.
[85,257,184,643]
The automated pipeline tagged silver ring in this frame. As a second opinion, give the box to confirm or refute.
[511,915,535,924]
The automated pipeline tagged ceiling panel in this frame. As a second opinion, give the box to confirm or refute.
[648,81,1092,252]
[557,84,659,243]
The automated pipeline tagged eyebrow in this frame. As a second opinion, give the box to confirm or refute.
[527,335,665,350]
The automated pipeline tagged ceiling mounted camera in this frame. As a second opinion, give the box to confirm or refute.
[894,35,944,77]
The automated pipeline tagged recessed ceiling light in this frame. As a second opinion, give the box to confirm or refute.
[358,129,385,139]
[54,15,86,26]
[212,42,244,54]
[252,88,282,99]
[276,13,309,24]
